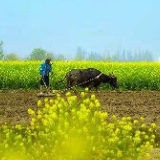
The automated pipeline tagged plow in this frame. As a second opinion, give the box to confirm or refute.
[37,73,102,97]
[37,68,117,97]
[37,92,59,97]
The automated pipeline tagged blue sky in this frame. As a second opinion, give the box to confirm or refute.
[1,0,160,59]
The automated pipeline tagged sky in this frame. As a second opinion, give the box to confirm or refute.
[1,0,160,60]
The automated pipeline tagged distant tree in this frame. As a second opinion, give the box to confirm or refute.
[126,50,133,61]
[111,53,120,62]
[75,46,86,61]
[133,51,139,62]
[87,52,102,61]
[102,50,111,61]
[114,49,121,61]
[143,50,153,61]
[25,55,31,60]
[5,53,19,60]
[55,53,66,61]
[121,50,126,62]
[0,41,4,60]
[137,50,141,61]
[46,52,55,60]
[30,48,47,60]
[106,53,111,61]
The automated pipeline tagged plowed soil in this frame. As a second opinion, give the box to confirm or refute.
[0,90,160,125]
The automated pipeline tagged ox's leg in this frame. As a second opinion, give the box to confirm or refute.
[95,86,99,92]
[68,86,81,99]
[65,80,79,96]
[65,80,72,90]
[88,85,92,91]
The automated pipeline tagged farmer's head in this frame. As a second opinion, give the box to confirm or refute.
[45,58,51,64]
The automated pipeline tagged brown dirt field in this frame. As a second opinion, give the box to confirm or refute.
[0,90,160,125]
[0,90,160,159]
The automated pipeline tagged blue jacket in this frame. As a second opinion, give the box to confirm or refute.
[39,62,52,76]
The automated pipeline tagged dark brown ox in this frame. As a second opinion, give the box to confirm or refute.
[65,68,118,90]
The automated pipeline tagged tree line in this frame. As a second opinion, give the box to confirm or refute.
[0,41,154,61]
[75,47,154,62]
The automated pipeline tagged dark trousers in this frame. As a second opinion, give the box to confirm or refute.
[40,75,49,86]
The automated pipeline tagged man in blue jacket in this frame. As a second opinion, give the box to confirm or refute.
[39,58,53,94]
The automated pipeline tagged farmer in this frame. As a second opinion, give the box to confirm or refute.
[39,58,53,94]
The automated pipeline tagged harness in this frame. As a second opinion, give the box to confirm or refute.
[39,71,103,96]
[69,72,103,88]
[95,73,103,79]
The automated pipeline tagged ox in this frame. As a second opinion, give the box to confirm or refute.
[65,68,118,90]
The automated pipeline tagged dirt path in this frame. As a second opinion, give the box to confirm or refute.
[0,91,160,125]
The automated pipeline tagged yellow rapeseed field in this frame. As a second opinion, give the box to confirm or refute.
[0,61,160,90]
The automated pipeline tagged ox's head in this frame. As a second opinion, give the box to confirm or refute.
[100,72,118,88]
[108,73,118,88]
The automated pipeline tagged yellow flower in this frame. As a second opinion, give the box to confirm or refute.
[15,124,22,130]
[100,112,108,119]
[146,141,150,146]
[40,145,44,149]
[31,121,34,127]
[148,128,153,132]
[127,117,131,121]
[83,126,88,133]
[5,144,8,149]
[50,99,54,103]
[146,153,151,158]
[135,131,141,136]
[64,112,69,117]
[96,102,100,108]
[144,135,149,140]
[134,120,139,125]
[81,92,85,98]
[85,87,89,92]
[37,115,42,119]
[20,142,24,146]
[124,125,132,131]
[51,113,58,120]
[83,98,90,105]
[112,115,117,121]
[117,150,122,158]
[28,108,35,115]
[134,137,141,144]
[89,102,94,109]
[151,135,155,139]
[42,119,48,126]
[122,117,127,121]
[91,94,96,100]
[141,124,146,128]
[44,98,48,103]
[52,90,57,93]
[151,123,156,128]
[92,147,96,151]
[58,104,62,109]
[115,128,120,135]
[140,117,144,121]
[64,121,69,128]
[71,108,76,114]
[45,103,50,109]
[66,91,71,97]
[37,100,42,107]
